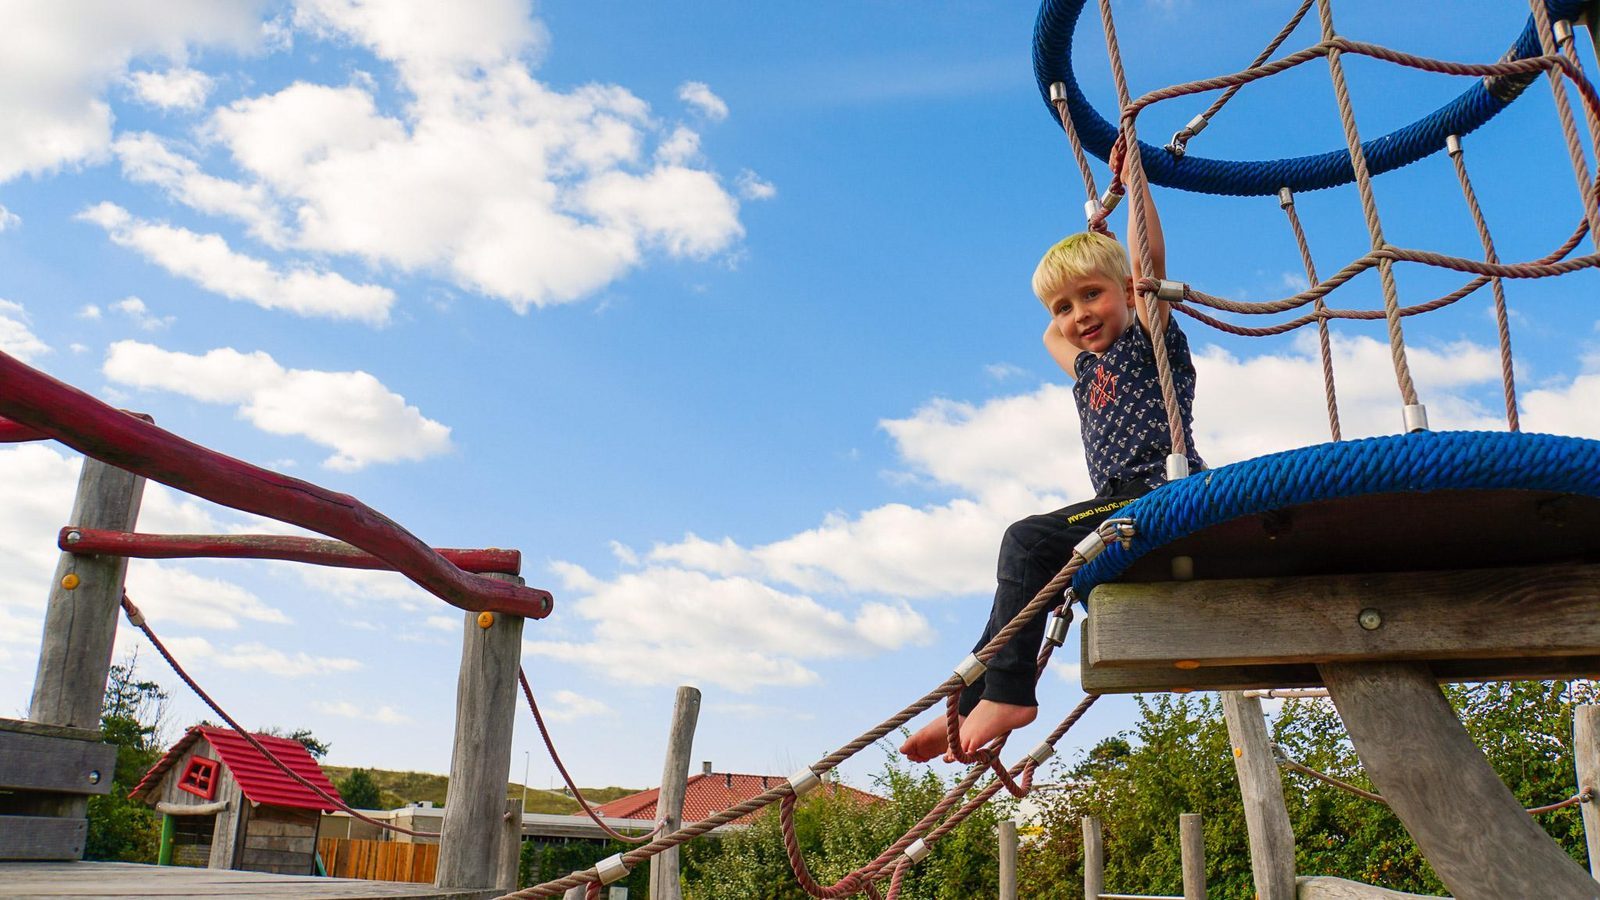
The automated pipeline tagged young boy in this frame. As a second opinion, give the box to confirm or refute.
[900,194,1204,763]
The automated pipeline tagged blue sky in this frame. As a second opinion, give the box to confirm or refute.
[2,0,1598,796]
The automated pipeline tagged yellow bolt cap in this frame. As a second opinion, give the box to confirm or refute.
[476,611,495,629]
[61,573,81,590]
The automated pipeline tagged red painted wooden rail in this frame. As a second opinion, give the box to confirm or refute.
[60,528,522,576]
[1,415,49,443]
[0,350,551,618]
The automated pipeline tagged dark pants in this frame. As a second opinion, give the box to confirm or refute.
[958,487,1148,714]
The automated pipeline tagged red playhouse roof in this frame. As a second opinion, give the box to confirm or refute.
[592,771,879,826]
[132,725,344,812]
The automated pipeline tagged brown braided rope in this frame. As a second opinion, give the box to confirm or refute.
[502,525,1118,899]
[1166,0,1315,157]
[1447,137,1520,431]
[1528,0,1600,249]
[1279,189,1343,440]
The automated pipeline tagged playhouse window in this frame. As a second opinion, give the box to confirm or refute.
[178,756,219,800]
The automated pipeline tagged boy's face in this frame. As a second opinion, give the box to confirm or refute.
[1042,272,1137,354]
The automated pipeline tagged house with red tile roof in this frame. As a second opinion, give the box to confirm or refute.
[592,762,880,827]
[131,725,343,874]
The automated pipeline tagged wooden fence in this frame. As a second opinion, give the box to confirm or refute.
[317,837,438,884]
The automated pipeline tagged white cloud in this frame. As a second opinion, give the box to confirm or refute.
[103,340,453,470]
[113,133,285,242]
[0,300,50,362]
[314,700,413,725]
[77,304,102,320]
[124,561,289,630]
[655,126,701,166]
[736,169,776,201]
[0,1,262,182]
[540,689,612,723]
[0,204,19,231]
[677,81,728,121]
[127,66,216,111]
[112,296,173,330]
[524,563,933,692]
[157,636,362,677]
[78,203,392,325]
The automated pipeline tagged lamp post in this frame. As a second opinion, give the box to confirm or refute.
[521,750,531,816]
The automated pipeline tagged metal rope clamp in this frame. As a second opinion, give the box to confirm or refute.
[903,837,931,865]
[954,653,987,686]
[596,853,630,885]
[1045,608,1072,648]
[1028,741,1057,766]
[1073,530,1106,563]
[788,766,822,799]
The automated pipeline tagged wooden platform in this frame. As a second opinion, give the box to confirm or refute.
[0,861,497,899]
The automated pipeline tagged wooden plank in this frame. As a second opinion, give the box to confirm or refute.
[1083,816,1104,900]
[0,860,495,896]
[649,685,702,900]
[0,729,116,795]
[1179,813,1204,900]
[0,816,87,860]
[28,456,145,733]
[1080,617,1600,694]
[1089,564,1600,671]
[1320,662,1598,898]
[1295,876,1450,899]
[998,819,1017,900]
[496,799,522,892]
[436,573,525,891]
[1222,693,1294,900]
[1575,705,1600,881]
[0,716,101,743]
[245,834,316,854]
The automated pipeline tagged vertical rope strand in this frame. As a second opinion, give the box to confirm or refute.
[1096,0,1189,461]
[1278,189,1343,440]
[1052,95,1102,209]
[1529,0,1600,250]
[1316,0,1421,412]
[1555,14,1600,205]
[1447,137,1520,431]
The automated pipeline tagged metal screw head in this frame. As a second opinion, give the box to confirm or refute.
[87,770,101,785]
[65,530,82,543]
[1358,608,1383,631]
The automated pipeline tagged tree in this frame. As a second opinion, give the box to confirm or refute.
[85,651,169,863]
[258,725,332,759]
[337,768,382,810]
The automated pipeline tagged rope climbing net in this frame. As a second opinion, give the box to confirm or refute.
[1039,0,1600,453]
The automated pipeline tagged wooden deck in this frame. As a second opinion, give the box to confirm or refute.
[0,861,499,898]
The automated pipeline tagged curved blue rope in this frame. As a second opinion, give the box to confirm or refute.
[1033,0,1585,197]
[1072,431,1600,597]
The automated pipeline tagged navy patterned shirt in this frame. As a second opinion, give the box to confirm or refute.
[1073,317,1204,497]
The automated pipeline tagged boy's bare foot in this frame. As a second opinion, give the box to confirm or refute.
[898,714,960,763]
[958,700,1036,756]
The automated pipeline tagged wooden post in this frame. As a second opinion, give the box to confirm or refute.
[1082,815,1104,900]
[496,798,523,892]
[649,685,702,900]
[998,819,1018,900]
[435,573,525,890]
[1321,661,1598,898]
[1575,704,1600,881]
[1180,812,1205,900]
[1221,691,1295,900]
[29,456,146,730]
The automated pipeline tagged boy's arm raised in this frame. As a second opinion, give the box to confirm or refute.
[1126,187,1169,332]
[1043,321,1080,379]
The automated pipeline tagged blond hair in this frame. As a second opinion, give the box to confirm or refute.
[1031,232,1130,305]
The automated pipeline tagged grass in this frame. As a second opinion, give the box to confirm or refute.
[321,765,640,813]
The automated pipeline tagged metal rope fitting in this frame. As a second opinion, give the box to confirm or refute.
[1073,530,1106,562]
[1050,82,1069,103]
[596,853,630,885]
[1083,199,1099,223]
[1183,114,1209,138]
[1044,612,1071,648]
[1555,20,1573,42]
[787,766,822,798]
[1166,453,1191,481]
[1446,134,1463,158]
[123,604,146,627]
[1402,403,1430,433]
[1155,279,1186,302]
[903,838,931,864]
[954,653,987,686]
[1098,187,1124,214]
[1028,742,1057,765]
[1277,186,1294,209]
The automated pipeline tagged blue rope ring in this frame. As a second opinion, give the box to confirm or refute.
[1072,430,1600,597]
[1033,0,1585,196]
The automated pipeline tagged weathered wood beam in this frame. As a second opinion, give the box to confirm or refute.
[1321,662,1598,898]
[1223,693,1294,900]
[1180,813,1205,900]
[650,685,702,900]
[998,819,1018,900]
[436,573,525,891]
[1083,816,1105,900]
[0,729,116,795]
[0,815,87,860]
[1080,652,1600,695]
[1089,564,1600,671]
[1295,876,1450,899]
[154,800,230,816]
[1576,705,1600,880]
[59,528,522,575]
